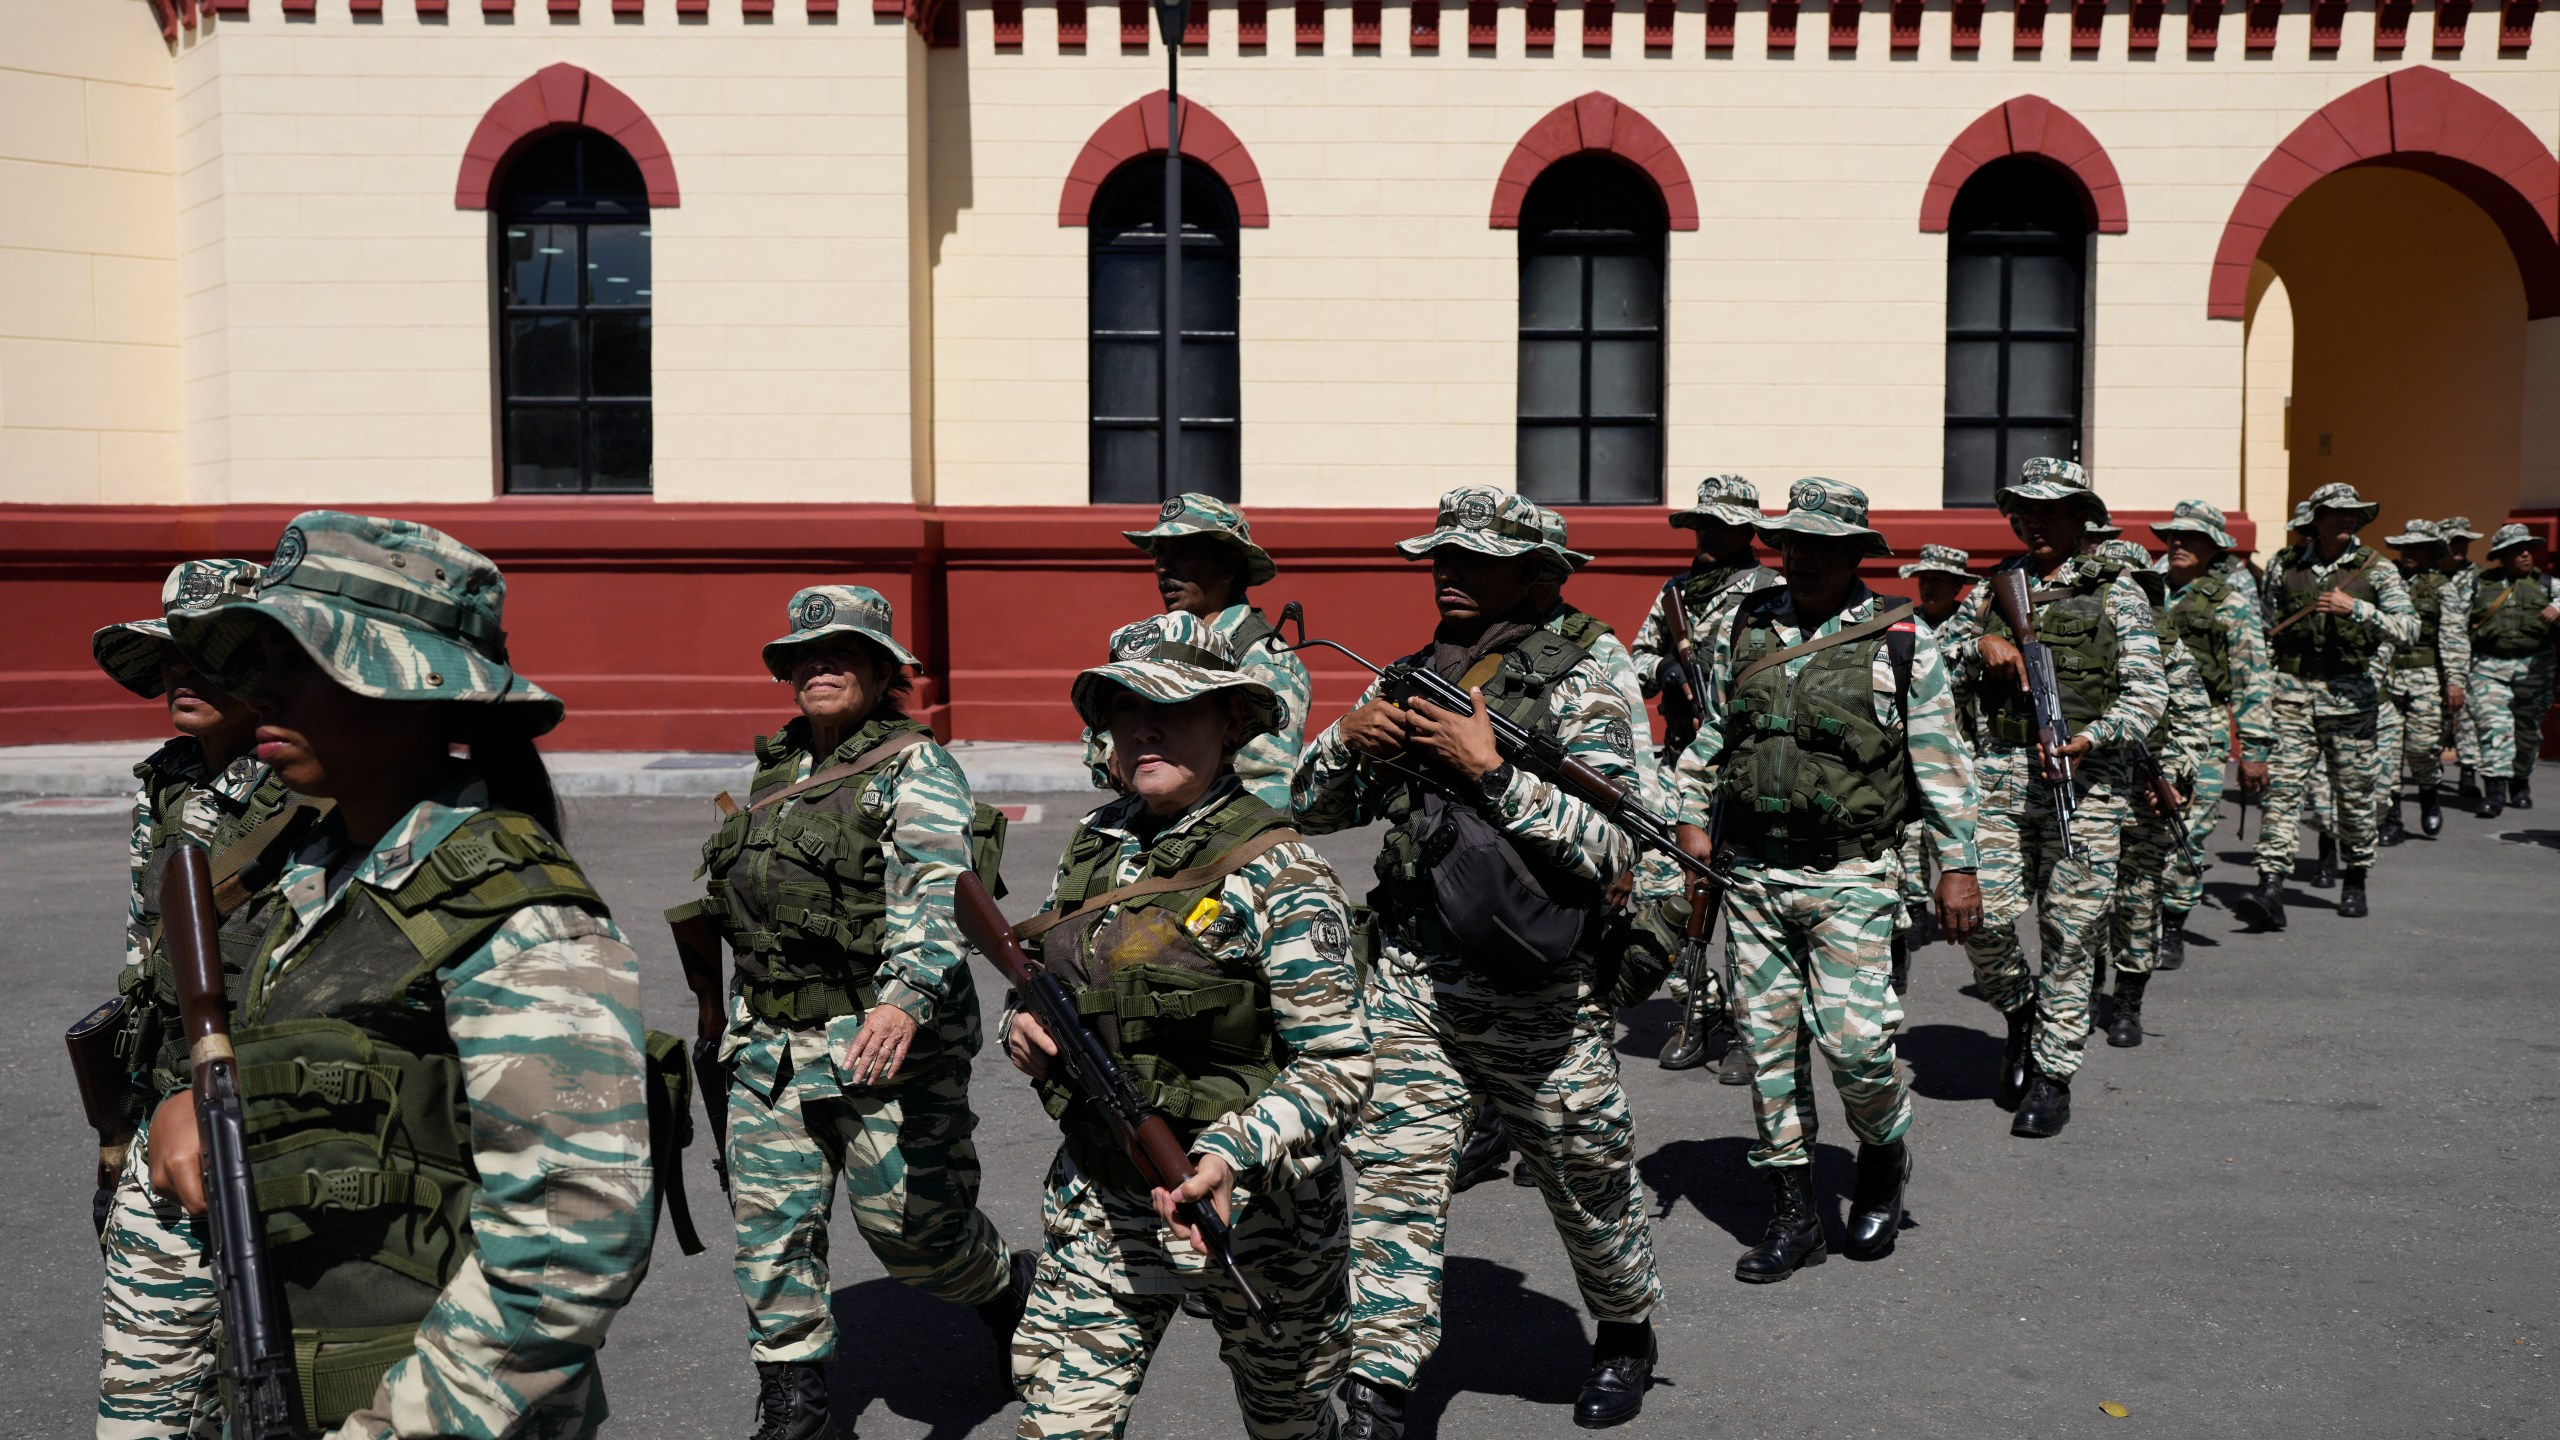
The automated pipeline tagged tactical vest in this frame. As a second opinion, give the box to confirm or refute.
[1037,790,1290,1187]
[2271,547,2384,677]
[1981,566,2122,748]
[1716,595,1914,864]
[2394,569,2449,671]
[1552,607,1615,652]
[229,810,605,1433]
[1225,606,1278,660]
[1677,561,1770,614]
[134,756,293,949]
[2164,574,2237,702]
[2472,573,2556,658]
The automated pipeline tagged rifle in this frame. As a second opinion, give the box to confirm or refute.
[1259,602,1712,883]
[1653,581,1713,766]
[1673,795,1738,1041]
[1989,569,2083,861]
[165,842,300,1440]
[951,872,1280,1339]
[665,900,733,1195]
[66,994,143,1237]
[2123,739,2199,865]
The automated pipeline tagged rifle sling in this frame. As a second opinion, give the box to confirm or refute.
[743,732,930,815]
[208,798,334,917]
[2268,549,2379,636]
[1730,602,1916,693]
[1012,828,1304,944]
[2475,579,2521,627]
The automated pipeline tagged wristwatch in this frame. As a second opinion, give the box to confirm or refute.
[1477,761,1515,806]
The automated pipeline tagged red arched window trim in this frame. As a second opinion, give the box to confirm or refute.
[2206,67,2560,320]
[1919,96,2129,236]
[1058,94,1270,228]
[454,63,681,210]
[1489,93,1699,231]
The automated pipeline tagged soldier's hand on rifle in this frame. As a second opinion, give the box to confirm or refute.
[842,1003,917,1087]
[1604,872,1636,911]
[1152,1152,1236,1255]
[1675,822,1714,871]
[2039,733,2093,781]
[2239,758,2270,794]
[1935,871,1983,943]
[144,1093,208,1217]
[1005,1010,1059,1082]
[1340,698,1412,759]
[2313,588,2357,617]
[1405,686,1504,781]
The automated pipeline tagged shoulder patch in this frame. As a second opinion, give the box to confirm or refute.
[1603,717,1635,757]
[1310,910,1351,962]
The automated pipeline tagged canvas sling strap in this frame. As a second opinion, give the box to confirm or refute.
[2268,550,2379,637]
[1730,601,1916,693]
[710,730,930,819]
[2474,579,2522,627]
[1011,828,1304,944]
[208,799,335,916]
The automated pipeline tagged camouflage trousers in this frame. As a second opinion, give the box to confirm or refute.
[2467,653,2554,780]
[2105,808,2179,977]
[2163,701,2233,917]
[1895,824,1931,920]
[1012,1154,1348,1440]
[2255,677,2381,874]
[1722,862,1911,1170]
[2456,665,2485,771]
[1961,749,2131,1081]
[2376,667,2447,801]
[1344,949,1662,1391]
[97,1109,222,1440]
[726,1020,1014,1362]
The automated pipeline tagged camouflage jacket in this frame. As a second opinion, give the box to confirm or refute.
[1083,603,1313,810]
[2166,568,2277,764]
[2442,565,2480,673]
[1626,561,1784,695]
[124,739,269,973]
[1674,586,1982,880]
[253,775,652,1440]
[1941,550,2169,777]
[2257,542,2419,709]
[2154,634,2222,791]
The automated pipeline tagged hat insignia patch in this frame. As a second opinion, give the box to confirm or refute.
[797,594,837,631]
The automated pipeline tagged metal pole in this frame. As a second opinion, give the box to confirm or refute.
[1156,0,1188,501]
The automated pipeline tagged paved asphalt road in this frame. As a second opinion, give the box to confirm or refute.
[2,790,2552,1439]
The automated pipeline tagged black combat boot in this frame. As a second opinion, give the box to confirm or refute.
[2380,797,2407,846]
[1994,1005,2035,1111]
[2156,909,2189,971]
[2512,775,2534,810]
[2478,776,2508,819]
[750,1361,829,1440]
[2458,765,2481,803]
[1337,1377,1409,1440]
[2107,971,2148,1047]
[2337,867,2369,918]
[1841,1138,1912,1260]
[1718,1026,1754,1086]
[2313,834,2340,888]
[1889,933,1912,997]
[977,1247,1038,1373]
[2419,785,2444,836]
[2011,1071,2073,1138]
[1657,1017,1708,1071]
[1574,1321,1655,1429]
[1734,1166,1826,1283]
[2231,872,2288,931]
[1451,1099,1513,1192]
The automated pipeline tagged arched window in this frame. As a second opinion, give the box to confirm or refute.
[1517,155,1667,506]
[495,130,652,494]
[1088,157,1241,504]
[1942,157,2090,507]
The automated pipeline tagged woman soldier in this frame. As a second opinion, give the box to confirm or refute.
[1003,612,1370,1440]
[145,511,657,1438]
[677,584,1029,1440]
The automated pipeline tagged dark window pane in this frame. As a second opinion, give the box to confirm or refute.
[1519,341,1583,418]
[1588,341,1658,419]
[2009,253,2080,331]
[507,409,581,492]
[1176,425,1239,492]
[590,314,651,399]
[1587,425,1659,504]
[1091,427,1161,503]
[1517,427,1582,502]
[1590,254,1660,328]
[587,407,651,492]
[1092,338,1159,420]
[1089,156,1241,502]
[1182,250,1238,333]
[1094,250,1161,332]
[503,224,579,307]
[1181,343,1239,424]
[1942,156,2088,506]
[1943,427,1998,507]
[2004,425,2079,479]
[1947,253,2003,332]
[1945,340,2000,417]
[586,224,652,305]
[507,318,580,399]
[2006,340,2078,417]
[1521,254,1584,330]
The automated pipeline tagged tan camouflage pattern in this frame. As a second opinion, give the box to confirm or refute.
[2161,566,2274,915]
[1121,492,1281,587]
[2104,635,2216,978]
[120,741,267,973]
[1722,866,1911,1169]
[2449,564,2485,773]
[1081,606,1309,810]
[2467,654,2554,782]
[1670,473,1764,530]
[93,559,264,698]
[96,1110,222,1440]
[1897,543,1972,579]
[2253,546,2417,874]
[1754,476,1891,552]
[1393,486,1576,574]
[760,583,920,677]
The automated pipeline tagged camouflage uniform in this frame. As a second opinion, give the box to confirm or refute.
[695,586,1018,1369]
[2374,521,2469,818]
[2084,541,2218,981]
[2147,504,2276,919]
[164,512,656,1439]
[1294,488,1661,1394]
[2253,486,2418,881]
[2439,519,2486,780]
[1007,632,1369,1440]
[2465,526,2557,787]
[1890,545,1979,935]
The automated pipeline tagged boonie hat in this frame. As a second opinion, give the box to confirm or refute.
[2486,522,2538,556]
[1997,456,2107,523]
[1395,487,1575,577]
[1672,475,1764,531]
[1073,611,1284,741]
[762,585,919,680]
[1530,503,1596,572]
[2150,500,2238,552]
[2091,539,2166,602]
[169,512,564,735]
[1896,544,1971,580]
[1122,493,1279,588]
[2386,518,2447,549]
[2438,516,2483,542]
[2084,519,2124,540]
[2289,501,2316,533]
[1757,477,1892,558]
[2305,482,2380,526]
[93,558,263,698]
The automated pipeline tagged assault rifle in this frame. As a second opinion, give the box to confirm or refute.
[1259,602,1712,883]
[1989,570,2083,861]
[66,994,142,1237]
[1672,794,1740,1048]
[665,895,733,1196]
[952,872,1280,1339]
[166,843,301,1440]
[1653,581,1713,767]
[2123,739,2199,864]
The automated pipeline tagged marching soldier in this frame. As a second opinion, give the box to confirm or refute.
[2438,517,2488,804]
[674,584,1031,1439]
[1002,618,1369,1440]
[1670,480,1983,1277]
[2464,524,2557,817]
[148,512,657,1438]
[2375,520,2467,843]
[1296,486,1664,1436]
[2146,501,2275,968]
[2234,485,2417,928]
[1939,458,2165,1139]
[2285,503,2343,870]
[1886,544,1979,986]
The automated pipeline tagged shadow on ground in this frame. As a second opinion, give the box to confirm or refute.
[1404,1256,1589,1438]
[826,1277,1013,1440]
[1898,1022,2001,1104]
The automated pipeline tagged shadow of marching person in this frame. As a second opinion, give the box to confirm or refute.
[1896,1021,2005,1104]
[824,1275,1014,1440]
[1613,996,1682,1061]
[1401,1255,1606,1439]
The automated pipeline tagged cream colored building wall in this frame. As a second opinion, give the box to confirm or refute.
[0,0,184,504]
[2240,264,2294,563]
[925,2,2558,515]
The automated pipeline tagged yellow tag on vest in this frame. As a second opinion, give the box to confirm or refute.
[1183,897,1224,936]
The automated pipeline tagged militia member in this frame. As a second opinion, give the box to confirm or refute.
[2438,517,2488,803]
[1940,459,2166,1138]
[2464,524,2557,817]
[1296,487,1664,1436]
[1001,619,1370,1440]
[148,512,657,1438]
[2147,501,2276,967]
[1670,481,1984,1277]
[1885,543,1978,984]
[674,585,1029,1439]
[2235,485,2418,928]
[1093,495,1313,809]
[2375,520,2468,842]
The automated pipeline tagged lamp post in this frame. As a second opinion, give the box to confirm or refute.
[1154,0,1191,501]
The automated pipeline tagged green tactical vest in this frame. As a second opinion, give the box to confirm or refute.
[1716,595,1913,863]
[1226,606,1278,660]
[2271,547,2384,677]
[229,809,606,1433]
[2394,568,2448,671]
[134,753,294,949]
[1981,565,2122,748]
[1038,788,1291,1187]
[2472,573,2556,657]
[2164,574,2237,702]
[1552,606,1614,652]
